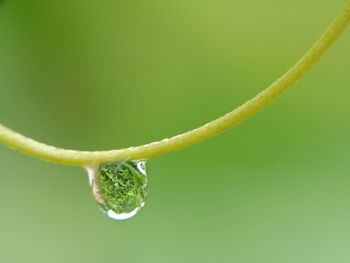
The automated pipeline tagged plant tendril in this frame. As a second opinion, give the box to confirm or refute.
[1,1,350,166]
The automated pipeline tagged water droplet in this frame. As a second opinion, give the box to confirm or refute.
[86,160,148,220]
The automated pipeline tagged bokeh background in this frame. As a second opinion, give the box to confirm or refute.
[0,0,350,262]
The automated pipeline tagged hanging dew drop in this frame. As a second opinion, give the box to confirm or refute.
[86,160,148,220]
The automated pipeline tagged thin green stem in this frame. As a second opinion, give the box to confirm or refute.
[1,1,350,166]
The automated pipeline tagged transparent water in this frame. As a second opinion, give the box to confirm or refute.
[86,160,148,220]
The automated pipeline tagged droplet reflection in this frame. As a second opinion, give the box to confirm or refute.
[86,160,148,220]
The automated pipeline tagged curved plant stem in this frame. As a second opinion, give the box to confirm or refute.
[1,1,350,166]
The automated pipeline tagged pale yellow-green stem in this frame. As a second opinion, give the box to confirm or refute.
[1,1,350,166]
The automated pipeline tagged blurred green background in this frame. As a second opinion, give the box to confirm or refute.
[0,0,350,262]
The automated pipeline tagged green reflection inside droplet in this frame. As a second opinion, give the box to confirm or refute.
[88,160,148,220]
